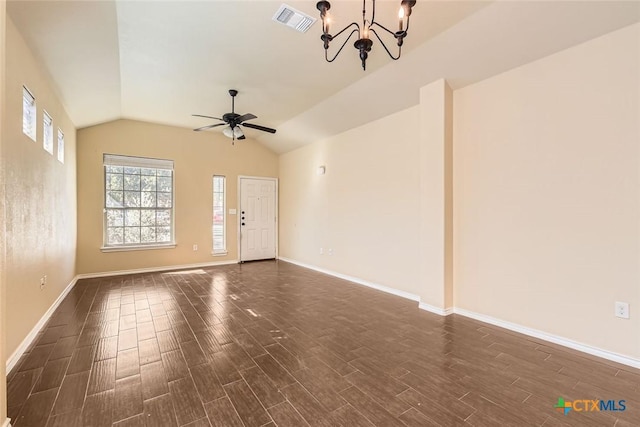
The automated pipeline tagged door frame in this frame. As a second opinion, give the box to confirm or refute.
[237,175,279,262]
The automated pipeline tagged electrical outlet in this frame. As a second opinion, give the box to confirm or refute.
[40,276,45,290]
[615,302,630,319]
[193,244,198,251]
[328,248,333,256]
[319,247,324,255]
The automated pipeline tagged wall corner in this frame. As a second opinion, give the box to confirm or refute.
[0,0,9,424]
[418,78,454,311]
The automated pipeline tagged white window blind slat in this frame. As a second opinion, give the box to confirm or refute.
[104,154,173,170]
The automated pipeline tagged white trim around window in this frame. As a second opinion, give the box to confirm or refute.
[212,175,227,255]
[22,86,36,141]
[57,128,65,163]
[102,154,176,251]
[43,110,53,154]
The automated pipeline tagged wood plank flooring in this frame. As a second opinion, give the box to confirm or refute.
[6,260,639,426]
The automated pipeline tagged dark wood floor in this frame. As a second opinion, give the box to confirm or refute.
[6,260,639,426]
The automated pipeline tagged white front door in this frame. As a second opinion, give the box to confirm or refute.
[239,177,277,261]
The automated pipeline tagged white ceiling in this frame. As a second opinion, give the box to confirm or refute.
[7,1,640,154]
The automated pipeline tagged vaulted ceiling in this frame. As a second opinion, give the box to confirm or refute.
[8,1,640,153]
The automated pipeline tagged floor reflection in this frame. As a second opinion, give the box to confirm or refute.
[6,260,638,427]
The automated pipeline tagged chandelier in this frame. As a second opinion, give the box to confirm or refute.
[316,0,417,70]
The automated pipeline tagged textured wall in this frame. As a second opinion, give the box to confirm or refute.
[4,17,78,358]
[1,1,8,423]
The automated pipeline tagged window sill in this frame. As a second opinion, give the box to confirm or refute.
[101,243,176,253]
[212,251,228,257]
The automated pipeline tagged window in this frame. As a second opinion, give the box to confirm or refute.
[57,129,65,163]
[22,86,36,141]
[43,111,53,154]
[103,154,174,249]
[212,175,226,254]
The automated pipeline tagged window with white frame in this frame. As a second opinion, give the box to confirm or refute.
[212,175,226,254]
[57,129,65,163]
[43,111,53,154]
[103,154,174,249]
[22,86,36,141]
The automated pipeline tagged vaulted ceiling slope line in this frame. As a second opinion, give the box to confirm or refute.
[7,1,640,154]
[263,0,640,154]
[7,1,487,133]
[7,0,122,128]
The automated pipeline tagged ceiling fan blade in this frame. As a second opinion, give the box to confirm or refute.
[192,114,224,121]
[242,122,277,134]
[193,123,225,131]
[236,113,257,124]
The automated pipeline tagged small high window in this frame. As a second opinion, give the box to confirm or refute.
[22,86,36,141]
[43,111,53,154]
[57,129,65,163]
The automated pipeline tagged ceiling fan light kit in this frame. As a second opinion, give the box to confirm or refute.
[222,126,244,139]
[317,0,416,70]
[192,89,276,144]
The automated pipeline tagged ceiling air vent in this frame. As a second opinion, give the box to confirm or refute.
[273,4,316,33]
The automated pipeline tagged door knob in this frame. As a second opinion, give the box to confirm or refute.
[241,216,245,220]
[241,211,245,214]
[242,222,245,226]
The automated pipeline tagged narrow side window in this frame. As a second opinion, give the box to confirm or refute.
[213,175,226,254]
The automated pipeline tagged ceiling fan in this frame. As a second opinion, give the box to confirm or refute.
[192,89,276,143]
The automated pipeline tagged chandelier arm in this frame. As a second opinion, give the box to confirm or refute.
[331,22,360,41]
[370,28,401,60]
[369,0,376,28]
[370,21,397,37]
[325,28,360,62]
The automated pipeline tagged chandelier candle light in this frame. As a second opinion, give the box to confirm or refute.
[316,0,416,70]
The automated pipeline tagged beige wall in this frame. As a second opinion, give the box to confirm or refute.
[76,119,278,274]
[4,17,78,359]
[279,23,639,360]
[418,79,454,309]
[453,23,640,358]
[279,106,423,297]
[1,0,7,423]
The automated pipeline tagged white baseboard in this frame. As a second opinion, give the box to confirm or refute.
[418,301,453,316]
[6,260,239,374]
[454,308,640,369]
[6,276,78,373]
[277,257,420,302]
[278,257,639,370]
[76,260,239,279]
[2,418,11,427]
